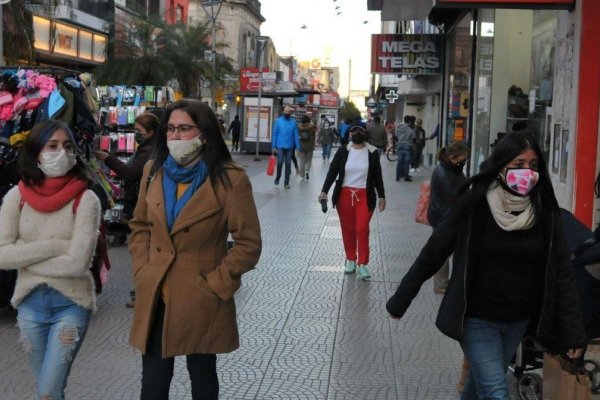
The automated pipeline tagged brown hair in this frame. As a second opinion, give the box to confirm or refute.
[438,141,470,162]
[135,113,160,135]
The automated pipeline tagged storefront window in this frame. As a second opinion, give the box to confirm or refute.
[473,9,495,172]
[446,14,472,147]
[529,10,558,162]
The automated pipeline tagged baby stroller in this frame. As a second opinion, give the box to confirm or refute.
[511,209,600,400]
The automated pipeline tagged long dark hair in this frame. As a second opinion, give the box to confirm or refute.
[154,99,233,187]
[18,120,91,186]
[458,132,557,216]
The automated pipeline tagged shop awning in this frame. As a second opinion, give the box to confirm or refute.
[369,0,575,23]
[238,91,301,98]
[367,0,435,21]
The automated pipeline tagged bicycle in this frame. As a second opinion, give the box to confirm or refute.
[386,137,398,162]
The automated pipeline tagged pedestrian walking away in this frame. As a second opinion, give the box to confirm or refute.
[318,124,385,280]
[318,115,335,164]
[338,118,351,147]
[297,114,317,180]
[228,114,241,152]
[387,132,586,400]
[366,115,387,155]
[395,115,415,182]
[128,99,262,400]
[0,120,102,400]
[271,106,300,189]
[412,118,426,171]
[427,141,469,294]
[94,112,159,308]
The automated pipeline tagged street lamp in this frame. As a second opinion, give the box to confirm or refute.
[254,35,268,162]
[201,0,223,110]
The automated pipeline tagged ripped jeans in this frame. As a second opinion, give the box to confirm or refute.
[17,285,91,400]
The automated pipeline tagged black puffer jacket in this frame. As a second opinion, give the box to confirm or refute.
[427,162,466,227]
[387,194,587,353]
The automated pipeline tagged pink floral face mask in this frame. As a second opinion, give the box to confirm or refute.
[501,168,539,196]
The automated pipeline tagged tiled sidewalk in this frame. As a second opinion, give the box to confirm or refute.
[0,148,597,399]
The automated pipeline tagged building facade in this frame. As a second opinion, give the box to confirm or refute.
[369,0,600,227]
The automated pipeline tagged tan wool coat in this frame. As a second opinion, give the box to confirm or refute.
[128,162,262,358]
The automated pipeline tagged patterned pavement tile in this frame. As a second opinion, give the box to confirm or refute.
[3,150,595,399]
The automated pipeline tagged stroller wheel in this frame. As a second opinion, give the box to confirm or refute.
[583,359,600,392]
[517,372,542,400]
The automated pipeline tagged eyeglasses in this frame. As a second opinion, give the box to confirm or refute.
[166,124,199,137]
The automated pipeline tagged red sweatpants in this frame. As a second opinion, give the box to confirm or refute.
[336,187,374,265]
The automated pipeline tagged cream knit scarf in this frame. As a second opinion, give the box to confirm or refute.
[486,182,536,231]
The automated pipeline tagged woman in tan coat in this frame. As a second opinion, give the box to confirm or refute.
[128,99,262,400]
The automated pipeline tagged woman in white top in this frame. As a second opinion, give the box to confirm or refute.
[318,125,386,279]
[0,120,101,400]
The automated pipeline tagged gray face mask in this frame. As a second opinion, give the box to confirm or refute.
[38,150,77,177]
[167,137,203,166]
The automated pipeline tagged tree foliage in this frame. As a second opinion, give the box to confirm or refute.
[339,100,361,122]
[2,0,72,65]
[94,17,234,97]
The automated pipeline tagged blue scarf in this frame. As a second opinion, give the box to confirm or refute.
[162,155,209,231]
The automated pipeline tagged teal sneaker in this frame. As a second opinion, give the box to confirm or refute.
[356,265,371,280]
[344,260,356,274]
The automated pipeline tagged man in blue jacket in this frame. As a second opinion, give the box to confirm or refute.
[272,106,300,189]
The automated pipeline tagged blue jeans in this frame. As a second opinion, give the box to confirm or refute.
[396,143,413,180]
[460,318,529,400]
[17,285,91,400]
[322,144,332,160]
[276,148,293,185]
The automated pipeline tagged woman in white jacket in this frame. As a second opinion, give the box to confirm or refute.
[0,120,101,400]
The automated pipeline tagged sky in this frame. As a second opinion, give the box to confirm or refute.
[259,0,382,99]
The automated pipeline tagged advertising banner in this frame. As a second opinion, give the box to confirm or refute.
[319,93,339,108]
[239,68,270,93]
[243,97,273,143]
[371,34,443,75]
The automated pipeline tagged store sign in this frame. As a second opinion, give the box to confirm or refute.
[319,92,339,108]
[436,0,574,7]
[33,16,106,63]
[371,34,443,75]
[239,68,269,93]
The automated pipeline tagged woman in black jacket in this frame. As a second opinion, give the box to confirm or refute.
[94,113,159,220]
[318,125,385,280]
[427,141,469,294]
[387,133,586,400]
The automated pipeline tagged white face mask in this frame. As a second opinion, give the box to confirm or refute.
[38,149,77,178]
[167,137,203,166]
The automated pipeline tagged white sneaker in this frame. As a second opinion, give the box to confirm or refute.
[416,168,422,172]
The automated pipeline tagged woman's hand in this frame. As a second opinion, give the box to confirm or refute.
[566,348,583,359]
[379,198,386,212]
[317,192,327,203]
[93,150,109,161]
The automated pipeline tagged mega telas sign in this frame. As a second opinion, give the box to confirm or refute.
[371,34,443,75]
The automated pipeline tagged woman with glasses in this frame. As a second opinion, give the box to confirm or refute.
[0,120,101,400]
[387,133,586,400]
[128,99,262,400]
[318,125,386,280]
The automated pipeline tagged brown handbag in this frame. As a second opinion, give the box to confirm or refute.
[542,353,592,400]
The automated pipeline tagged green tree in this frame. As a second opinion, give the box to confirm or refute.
[339,100,361,122]
[95,17,234,97]
[94,16,172,86]
[159,21,234,97]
